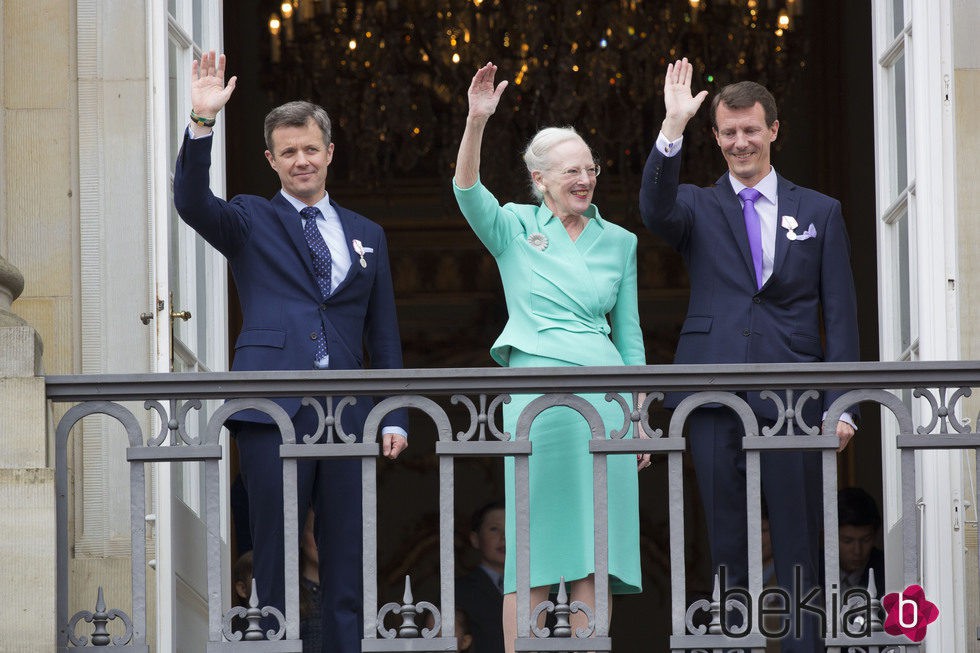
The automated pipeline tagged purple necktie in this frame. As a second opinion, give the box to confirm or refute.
[301,206,331,366]
[738,187,764,289]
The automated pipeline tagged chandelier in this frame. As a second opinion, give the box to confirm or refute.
[262,0,807,196]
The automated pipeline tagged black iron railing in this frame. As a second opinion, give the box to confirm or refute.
[47,361,980,651]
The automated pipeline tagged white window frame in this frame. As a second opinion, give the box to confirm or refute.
[872,0,962,648]
[148,0,229,649]
[873,0,916,549]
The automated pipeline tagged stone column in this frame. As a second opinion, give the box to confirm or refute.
[0,254,42,367]
[0,254,55,649]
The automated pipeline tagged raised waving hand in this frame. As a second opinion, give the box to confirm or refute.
[455,63,509,189]
[190,51,238,122]
[467,62,509,119]
[661,57,708,140]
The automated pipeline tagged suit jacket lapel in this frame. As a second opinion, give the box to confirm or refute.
[477,567,501,596]
[273,192,319,283]
[771,175,799,284]
[713,174,758,287]
[330,201,363,296]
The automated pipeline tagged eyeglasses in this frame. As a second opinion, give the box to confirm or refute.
[556,164,601,178]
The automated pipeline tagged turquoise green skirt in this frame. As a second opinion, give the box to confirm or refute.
[502,350,641,595]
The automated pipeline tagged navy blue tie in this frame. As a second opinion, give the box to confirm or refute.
[301,206,331,366]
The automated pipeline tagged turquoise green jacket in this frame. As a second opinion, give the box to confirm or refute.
[454,179,645,368]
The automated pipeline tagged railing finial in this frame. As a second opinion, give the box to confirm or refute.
[241,579,267,641]
[707,574,723,635]
[552,577,572,638]
[90,586,110,646]
[65,586,134,647]
[377,574,440,639]
[397,575,420,638]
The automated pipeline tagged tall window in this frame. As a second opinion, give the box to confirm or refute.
[871,8,964,644]
[874,0,917,365]
[871,0,918,532]
[151,1,227,647]
[163,0,228,513]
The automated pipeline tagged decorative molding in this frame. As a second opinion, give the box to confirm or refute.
[75,0,136,560]
[77,0,106,378]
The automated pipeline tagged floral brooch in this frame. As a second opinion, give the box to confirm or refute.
[527,233,549,251]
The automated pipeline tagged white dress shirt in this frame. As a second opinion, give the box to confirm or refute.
[280,190,352,292]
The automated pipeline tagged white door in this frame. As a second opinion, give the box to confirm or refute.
[149,0,230,649]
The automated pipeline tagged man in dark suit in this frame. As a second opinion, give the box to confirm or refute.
[640,58,859,652]
[173,52,408,652]
[456,501,506,653]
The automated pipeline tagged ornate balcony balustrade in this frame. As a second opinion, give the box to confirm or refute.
[45,361,980,651]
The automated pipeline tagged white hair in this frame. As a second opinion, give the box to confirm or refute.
[522,126,587,201]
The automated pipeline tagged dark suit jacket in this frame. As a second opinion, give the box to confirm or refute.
[819,546,885,597]
[173,132,407,433]
[456,567,504,653]
[640,147,859,423]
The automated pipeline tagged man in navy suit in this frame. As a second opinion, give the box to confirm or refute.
[640,58,859,652]
[173,52,408,652]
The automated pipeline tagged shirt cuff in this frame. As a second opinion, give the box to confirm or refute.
[186,124,214,140]
[656,131,683,157]
[382,427,408,439]
[823,411,857,430]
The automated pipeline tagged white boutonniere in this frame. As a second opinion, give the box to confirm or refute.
[352,239,374,268]
[781,216,817,241]
[527,233,549,251]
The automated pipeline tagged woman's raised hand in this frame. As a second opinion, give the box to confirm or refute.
[467,62,508,119]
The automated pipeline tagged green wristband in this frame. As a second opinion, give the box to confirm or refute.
[190,109,216,128]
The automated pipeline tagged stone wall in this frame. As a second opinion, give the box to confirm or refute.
[1,1,77,649]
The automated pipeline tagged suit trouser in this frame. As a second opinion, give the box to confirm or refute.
[687,407,824,653]
[235,404,363,653]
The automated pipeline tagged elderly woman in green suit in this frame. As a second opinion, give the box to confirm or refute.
[453,63,650,652]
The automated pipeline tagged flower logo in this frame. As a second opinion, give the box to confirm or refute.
[882,584,939,642]
[527,233,549,251]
